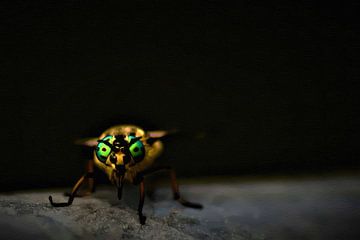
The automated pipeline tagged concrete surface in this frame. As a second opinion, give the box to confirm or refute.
[1,176,359,240]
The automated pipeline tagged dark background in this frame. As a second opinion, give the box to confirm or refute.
[2,1,359,191]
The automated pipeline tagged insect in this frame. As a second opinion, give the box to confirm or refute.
[49,124,202,224]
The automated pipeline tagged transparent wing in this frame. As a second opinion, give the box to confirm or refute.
[74,137,98,147]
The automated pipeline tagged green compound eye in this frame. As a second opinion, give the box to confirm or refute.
[128,135,145,162]
[95,134,145,163]
[95,135,114,163]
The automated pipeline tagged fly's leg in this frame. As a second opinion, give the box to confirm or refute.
[49,175,85,207]
[132,166,202,224]
[86,159,96,193]
[141,166,203,209]
[64,159,95,197]
[168,168,203,209]
[49,160,95,207]
[138,178,147,225]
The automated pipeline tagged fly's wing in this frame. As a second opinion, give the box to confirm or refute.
[145,129,178,145]
[74,137,98,147]
[147,129,178,138]
[147,130,175,138]
[147,128,207,143]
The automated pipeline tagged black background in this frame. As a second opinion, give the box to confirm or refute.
[2,1,360,191]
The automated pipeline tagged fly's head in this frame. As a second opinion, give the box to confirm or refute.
[95,133,145,180]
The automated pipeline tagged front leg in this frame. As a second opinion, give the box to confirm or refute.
[64,160,96,198]
[138,178,147,224]
[49,175,85,207]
